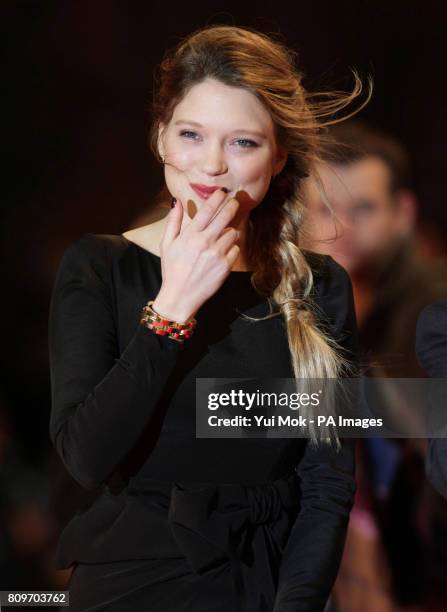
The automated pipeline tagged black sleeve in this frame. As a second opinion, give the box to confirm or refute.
[416,299,447,500]
[48,235,183,491]
[273,256,358,612]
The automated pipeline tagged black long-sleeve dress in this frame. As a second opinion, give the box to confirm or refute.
[48,233,359,612]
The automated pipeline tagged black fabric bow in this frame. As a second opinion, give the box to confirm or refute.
[167,474,300,611]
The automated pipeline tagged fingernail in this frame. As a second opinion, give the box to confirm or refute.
[171,198,177,208]
[221,187,229,193]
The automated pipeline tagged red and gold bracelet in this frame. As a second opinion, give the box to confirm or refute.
[140,300,197,344]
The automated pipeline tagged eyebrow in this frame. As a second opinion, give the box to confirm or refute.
[174,120,267,139]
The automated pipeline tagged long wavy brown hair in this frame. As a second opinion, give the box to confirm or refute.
[149,25,371,446]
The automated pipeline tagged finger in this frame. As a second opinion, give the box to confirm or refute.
[203,197,240,239]
[214,226,240,255]
[184,188,228,233]
[225,244,241,269]
[161,198,183,247]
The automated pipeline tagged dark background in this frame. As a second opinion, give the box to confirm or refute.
[0,0,446,591]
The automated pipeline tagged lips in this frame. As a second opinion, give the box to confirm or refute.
[190,183,222,200]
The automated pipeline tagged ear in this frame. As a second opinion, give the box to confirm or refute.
[157,123,166,161]
[273,145,288,177]
[395,188,418,237]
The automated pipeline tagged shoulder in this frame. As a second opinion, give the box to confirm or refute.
[55,233,130,288]
[63,233,128,260]
[302,250,353,304]
[417,298,447,332]
[302,251,358,353]
[60,232,133,265]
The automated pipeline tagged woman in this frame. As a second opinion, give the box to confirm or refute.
[49,25,364,611]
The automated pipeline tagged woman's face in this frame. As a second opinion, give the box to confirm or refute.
[158,78,287,215]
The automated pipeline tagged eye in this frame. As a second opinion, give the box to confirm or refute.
[232,138,259,148]
[179,130,201,141]
[352,200,375,216]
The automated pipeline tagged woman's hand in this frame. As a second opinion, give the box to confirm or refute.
[152,189,241,322]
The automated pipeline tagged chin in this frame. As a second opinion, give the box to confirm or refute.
[332,253,357,274]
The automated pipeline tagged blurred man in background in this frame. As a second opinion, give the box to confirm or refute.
[302,121,447,611]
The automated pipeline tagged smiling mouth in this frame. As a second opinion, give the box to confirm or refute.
[190,183,223,200]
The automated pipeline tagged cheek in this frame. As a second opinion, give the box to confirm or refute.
[307,215,334,240]
[357,212,390,242]
[233,153,273,200]
[162,138,200,197]
[164,139,198,172]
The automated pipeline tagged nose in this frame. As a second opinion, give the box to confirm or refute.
[200,140,228,176]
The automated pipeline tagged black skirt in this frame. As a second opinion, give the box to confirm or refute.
[65,557,233,611]
[57,473,301,612]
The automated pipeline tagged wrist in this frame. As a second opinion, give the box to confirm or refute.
[141,300,197,344]
[152,295,196,324]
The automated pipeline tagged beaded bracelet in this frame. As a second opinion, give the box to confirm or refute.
[140,300,197,344]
